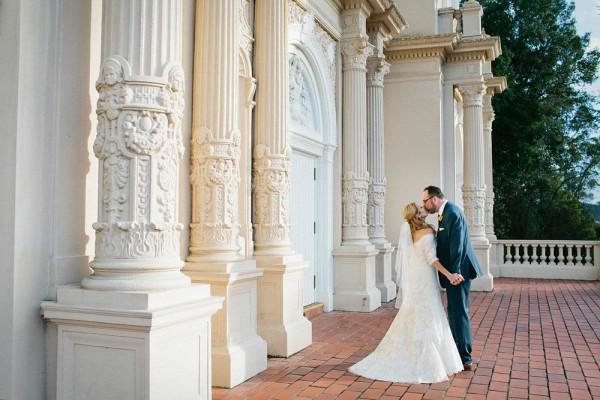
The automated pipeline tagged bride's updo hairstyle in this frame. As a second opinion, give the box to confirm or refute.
[403,202,433,238]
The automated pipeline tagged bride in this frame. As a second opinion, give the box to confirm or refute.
[348,203,465,383]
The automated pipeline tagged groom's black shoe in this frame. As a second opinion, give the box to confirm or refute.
[463,363,473,371]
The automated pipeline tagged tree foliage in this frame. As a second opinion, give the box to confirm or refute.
[478,0,600,239]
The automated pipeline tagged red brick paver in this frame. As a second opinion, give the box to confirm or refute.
[213,279,600,399]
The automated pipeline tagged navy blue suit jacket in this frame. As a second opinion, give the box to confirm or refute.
[436,201,484,288]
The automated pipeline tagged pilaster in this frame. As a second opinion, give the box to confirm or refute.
[43,1,223,398]
[253,0,311,357]
[184,0,267,387]
[333,2,381,312]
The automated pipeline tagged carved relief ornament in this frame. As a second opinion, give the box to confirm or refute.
[189,127,242,251]
[92,56,185,261]
[252,144,292,244]
[341,37,374,70]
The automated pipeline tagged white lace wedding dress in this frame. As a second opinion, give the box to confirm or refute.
[348,226,463,383]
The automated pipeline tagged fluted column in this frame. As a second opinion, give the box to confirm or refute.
[82,0,190,291]
[187,1,243,263]
[366,24,396,302]
[459,82,488,243]
[183,0,267,387]
[253,0,293,256]
[341,37,374,246]
[43,2,223,398]
[253,0,312,357]
[333,3,380,313]
[483,89,496,240]
[366,56,389,244]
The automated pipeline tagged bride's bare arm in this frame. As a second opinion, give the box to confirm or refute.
[432,260,464,285]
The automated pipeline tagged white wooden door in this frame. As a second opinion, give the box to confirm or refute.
[290,150,316,306]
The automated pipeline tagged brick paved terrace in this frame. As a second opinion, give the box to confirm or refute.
[213,278,600,399]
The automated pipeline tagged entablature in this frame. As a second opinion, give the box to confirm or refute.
[384,33,457,62]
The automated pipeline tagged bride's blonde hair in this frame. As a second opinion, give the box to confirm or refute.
[403,202,433,238]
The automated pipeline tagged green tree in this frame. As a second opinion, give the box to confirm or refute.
[478,0,600,239]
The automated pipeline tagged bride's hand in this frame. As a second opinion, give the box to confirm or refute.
[449,273,464,285]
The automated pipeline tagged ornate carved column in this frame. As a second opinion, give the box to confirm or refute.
[459,83,488,242]
[366,23,396,303]
[42,1,222,398]
[341,36,373,246]
[460,82,493,291]
[483,89,496,240]
[82,2,191,292]
[253,0,312,357]
[333,2,381,313]
[183,0,267,388]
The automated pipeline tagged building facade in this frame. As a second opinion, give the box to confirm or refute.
[0,0,504,398]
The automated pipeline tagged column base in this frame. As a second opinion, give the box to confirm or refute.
[333,245,381,312]
[212,336,268,388]
[374,242,397,302]
[41,284,222,400]
[472,240,493,292]
[255,254,313,357]
[184,259,268,388]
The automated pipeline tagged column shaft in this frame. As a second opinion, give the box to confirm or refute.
[253,0,293,255]
[460,82,487,240]
[188,0,242,262]
[366,57,389,242]
[341,38,373,246]
[483,90,496,239]
[83,0,189,291]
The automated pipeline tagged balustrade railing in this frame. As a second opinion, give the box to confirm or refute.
[491,240,600,280]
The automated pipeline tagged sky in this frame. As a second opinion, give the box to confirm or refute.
[573,0,600,95]
[573,0,600,203]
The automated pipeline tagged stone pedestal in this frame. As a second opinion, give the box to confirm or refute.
[42,285,222,400]
[374,243,396,302]
[333,246,381,312]
[255,255,312,357]
[184,260,267,388]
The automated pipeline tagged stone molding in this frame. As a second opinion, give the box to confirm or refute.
[240,0,255,56]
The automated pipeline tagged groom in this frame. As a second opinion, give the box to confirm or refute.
[422,185,483,370]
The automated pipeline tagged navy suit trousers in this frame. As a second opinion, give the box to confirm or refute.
[446,280,473,365]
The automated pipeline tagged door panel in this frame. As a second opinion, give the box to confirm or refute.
[290,151,316,306]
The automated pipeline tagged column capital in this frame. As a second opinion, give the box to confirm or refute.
[366,56,390,87]
[341,37,374,69]
[459,82,486,106]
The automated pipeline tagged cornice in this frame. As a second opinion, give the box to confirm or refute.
[452,35,502,62]
[367,4,408,36]
[343,0,374,15]
[384,33,457,61]
[484,76,507,93]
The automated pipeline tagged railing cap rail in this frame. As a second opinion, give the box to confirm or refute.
[492,239,600,245]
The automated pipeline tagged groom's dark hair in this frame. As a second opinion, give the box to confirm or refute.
[424,185,444,199]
